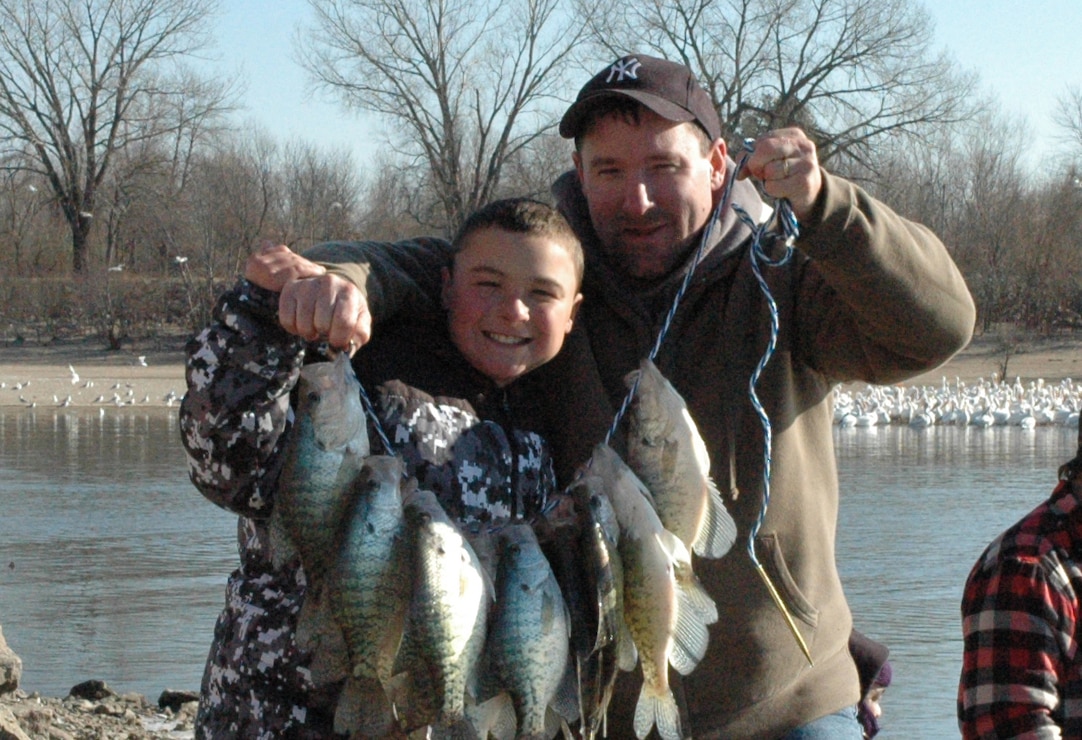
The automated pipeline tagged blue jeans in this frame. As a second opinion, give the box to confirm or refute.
[779,705,864,739]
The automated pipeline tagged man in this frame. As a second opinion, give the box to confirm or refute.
[261,54,975,738]
[958,434,1082,738]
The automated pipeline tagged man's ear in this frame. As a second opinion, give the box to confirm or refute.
[573,150,584,183]
[709,138,728,192]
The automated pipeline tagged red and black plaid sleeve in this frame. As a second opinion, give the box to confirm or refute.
[958,481,1082,738]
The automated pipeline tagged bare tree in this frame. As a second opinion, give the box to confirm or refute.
[0,154,62,272]
[279,139,362,250]
[580,0,979,170]
[0,0,230,274]
[298,0,589,235]
[950,113,1030,332]
[1054,85,1082,157]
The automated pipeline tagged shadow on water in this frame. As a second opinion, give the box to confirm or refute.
[0,408,1075,736]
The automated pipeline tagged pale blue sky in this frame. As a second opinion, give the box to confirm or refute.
[210,1,1081,168]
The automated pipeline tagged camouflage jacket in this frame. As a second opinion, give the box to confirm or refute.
[179,278,557,738]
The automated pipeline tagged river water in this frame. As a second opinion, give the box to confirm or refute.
[0,407,1075,737]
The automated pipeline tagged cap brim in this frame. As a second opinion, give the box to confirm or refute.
[559,89,696,139]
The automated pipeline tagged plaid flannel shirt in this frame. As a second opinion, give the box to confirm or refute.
[958,478,1082,738]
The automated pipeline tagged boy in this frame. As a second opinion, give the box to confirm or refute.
[180,198,582,737]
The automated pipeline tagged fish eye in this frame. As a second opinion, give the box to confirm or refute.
[307,391,321,404]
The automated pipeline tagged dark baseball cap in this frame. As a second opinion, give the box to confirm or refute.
[559,54,722,142]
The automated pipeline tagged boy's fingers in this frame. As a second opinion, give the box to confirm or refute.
[278,274,371,350]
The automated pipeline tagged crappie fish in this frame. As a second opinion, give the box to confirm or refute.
[557,473,635,740]
[265,352,370,700]
[625,359,736,559]
[589,443,717,740]
[481,522,573,740]
[270,351,370,576]
[328,454,412,738]
[394,488,492,734]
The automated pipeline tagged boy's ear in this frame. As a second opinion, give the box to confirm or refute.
[566,293,583,333]
[440,266,452,309]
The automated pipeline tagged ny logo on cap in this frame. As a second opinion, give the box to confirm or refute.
[605,57,641,84]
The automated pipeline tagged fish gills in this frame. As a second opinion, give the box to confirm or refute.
[625,359,736,559]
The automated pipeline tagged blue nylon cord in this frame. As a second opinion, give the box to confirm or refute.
[356,377,394,454]
[730,139,798,569]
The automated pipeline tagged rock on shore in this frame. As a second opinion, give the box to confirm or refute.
[0,626,199,740]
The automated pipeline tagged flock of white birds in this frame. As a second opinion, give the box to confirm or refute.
[835,375,1082,430]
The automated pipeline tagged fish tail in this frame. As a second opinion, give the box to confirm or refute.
[633,681,682,740]
[333,674,394,737]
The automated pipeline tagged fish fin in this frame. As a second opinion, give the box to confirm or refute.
[552,655,582,725]
[616,613,640,672]
[669,563,716,676]
[673,561,718,624]
[266,511,298,570]
[543,704,571,740]
[466,691,516,740]
[633,681,682,740]
[297,590,350,686]
[691,480,738,559]
[333,674,394,737]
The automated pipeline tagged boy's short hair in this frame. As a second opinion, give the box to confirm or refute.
[452,198,584,288]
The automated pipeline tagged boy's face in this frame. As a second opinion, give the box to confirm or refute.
[443,226,582,387]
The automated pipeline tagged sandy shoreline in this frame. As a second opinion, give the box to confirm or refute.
[3,333,1082,409]
[0,340,186,410]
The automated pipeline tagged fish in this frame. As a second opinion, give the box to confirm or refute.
[393,488,493,735]
[554,473,636,740]
[269,351,370,577]
[264,352,371,699]
[625,359,737,559]
[480,522,574,740]
[327,454,413,738]
[588,443,717,740]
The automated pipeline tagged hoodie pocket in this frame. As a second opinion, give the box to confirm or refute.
[756,532,820,628]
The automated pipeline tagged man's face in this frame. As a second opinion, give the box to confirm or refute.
[573,109,726,280]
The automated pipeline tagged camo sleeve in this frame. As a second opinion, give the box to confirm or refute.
[179,279,306,519]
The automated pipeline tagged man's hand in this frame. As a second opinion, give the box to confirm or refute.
[245,242,326,291]
[737,127,823,222]
[245,243,372,352]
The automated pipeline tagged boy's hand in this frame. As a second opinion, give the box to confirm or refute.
[246,243,372,352]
